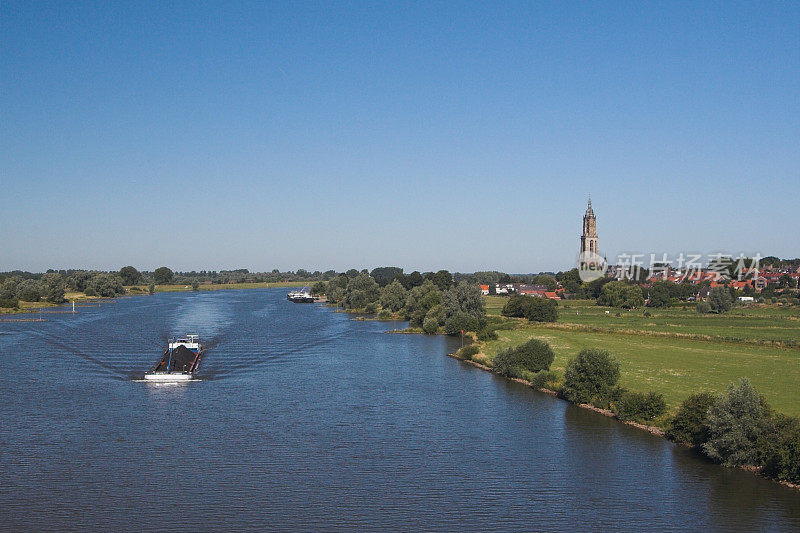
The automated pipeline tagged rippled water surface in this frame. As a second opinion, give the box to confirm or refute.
[1,289,798,531]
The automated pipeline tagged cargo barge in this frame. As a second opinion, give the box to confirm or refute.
[287,287,315,303]
[144,335,202,381]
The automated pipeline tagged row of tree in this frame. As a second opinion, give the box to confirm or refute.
[318,271,487,335]
[459,340,799,485]
[0,270,132,307]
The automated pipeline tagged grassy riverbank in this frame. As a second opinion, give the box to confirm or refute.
[479,297,800,417]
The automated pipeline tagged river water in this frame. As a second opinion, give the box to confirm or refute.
[0,289,797,531]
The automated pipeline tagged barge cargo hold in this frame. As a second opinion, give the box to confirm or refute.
[144,335,202,381]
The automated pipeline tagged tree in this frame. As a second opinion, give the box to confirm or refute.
[444,311,480,335]
[379,280,407,312]
[428,270,453,291]
[646,282,671,308]
[343,273,380,309]
[702,378,771,467]
[40,272,66,303]
[191,280,200,291]
[325,275,349,305]
[310,281,327,296]
[442,281,485,327]
[402,280,442,327]
[531,275,557,291]
[501,295,534,318]
[760,415,800,484]
[87,273,126,297]
[562,348,620,404]
[708,286,733,314]
[492,338,554,377]
[370,267,403,287]
[527,297,557,322]
[666,392,717,447]
[0,276,21,300]
[598,281,644,309]
[16,279,42,302]
[119,266,142,285]
[585,276,612,299]
[501,295,556,323]
[148,283,155,295]
[423,304,445,334]
[153,267,174,284]
[398,271,424,290]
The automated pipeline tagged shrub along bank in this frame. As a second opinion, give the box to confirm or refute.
[453,338,800,487]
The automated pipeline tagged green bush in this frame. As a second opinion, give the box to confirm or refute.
[444,311,480,335]
[615,391,667,423]
[501,295,533,318]
[0,297,19,309]
[458,345,479,360]
[528,297,558,322]
[364,302,378,314]
[561,348,620,404]
[529,370,559,390]
[492,339,554,377]
[311,281,327,296]
[16,279,42,302]
[84,287,97,297]
[598,281,644,308]
[696,301,711,314]
[666,392,717,447]
[708,286,733,313]
[476,327,499,341]
[377,309,392,319]
[422,314,439,334]
[702,378,772,467]
[501,295,557,322]
[760,415,800,484]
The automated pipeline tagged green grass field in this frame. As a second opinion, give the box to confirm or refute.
[481,296,800,416]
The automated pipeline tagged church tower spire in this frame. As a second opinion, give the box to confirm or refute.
[580,198,599,260]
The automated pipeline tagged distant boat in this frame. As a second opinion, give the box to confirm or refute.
[287,287,315,303]
[144,335,202,381]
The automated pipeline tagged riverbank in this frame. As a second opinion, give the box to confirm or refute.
[445,348,800,492]
[0,282,311,315]
[482,298,800,417]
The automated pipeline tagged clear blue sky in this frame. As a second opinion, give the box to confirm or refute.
[2,1,798,273]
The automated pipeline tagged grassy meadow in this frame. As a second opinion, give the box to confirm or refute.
[481,297,800,416]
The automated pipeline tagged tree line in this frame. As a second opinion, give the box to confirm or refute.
[316,269,487,336]
[456,340,800,486]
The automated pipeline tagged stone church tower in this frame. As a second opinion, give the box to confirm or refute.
[580,198,598,260]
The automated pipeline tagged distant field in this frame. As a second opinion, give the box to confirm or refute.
[485,297,800,344]
[481,296,800,416]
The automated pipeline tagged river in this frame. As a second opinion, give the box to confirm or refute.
[0,289,797,531]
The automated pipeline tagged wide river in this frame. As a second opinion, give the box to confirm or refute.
[0,289,798,531]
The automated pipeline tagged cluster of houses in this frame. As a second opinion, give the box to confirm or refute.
[479,283,562,300]
[644,265,800,294]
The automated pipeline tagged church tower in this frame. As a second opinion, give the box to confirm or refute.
[580,198,598,261]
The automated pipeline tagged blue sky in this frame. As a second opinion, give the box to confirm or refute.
[2,1,798,273]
